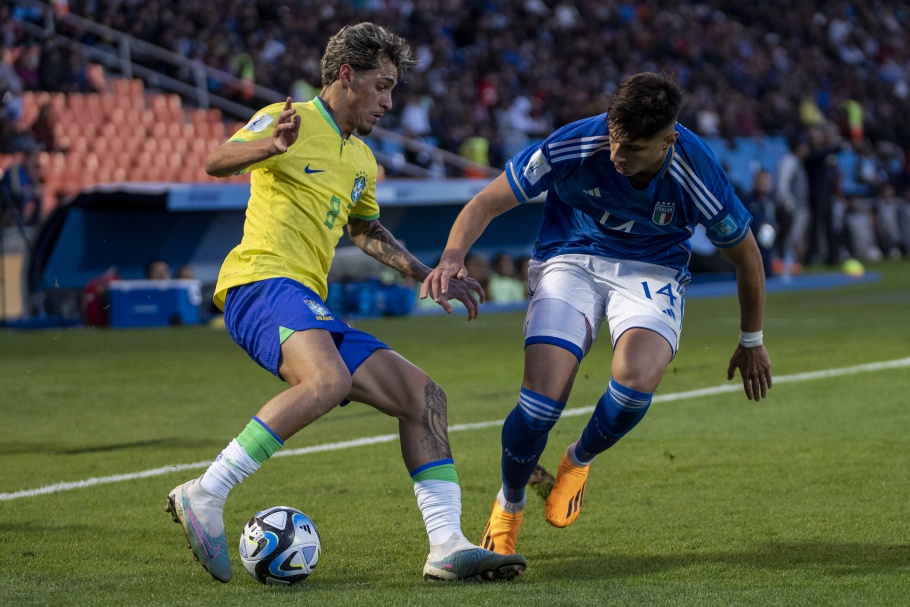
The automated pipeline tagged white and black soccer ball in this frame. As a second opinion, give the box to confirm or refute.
[239,506,322,585]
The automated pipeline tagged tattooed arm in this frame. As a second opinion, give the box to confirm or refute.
[346,218,485,319]
[347,218,429,282]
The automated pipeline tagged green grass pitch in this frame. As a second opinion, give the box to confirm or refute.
[1,260,908,606]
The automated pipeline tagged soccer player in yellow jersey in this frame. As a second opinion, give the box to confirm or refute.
[166,23,526,583]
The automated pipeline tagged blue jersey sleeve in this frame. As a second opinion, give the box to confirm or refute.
[672,138,753,248]
[505,141,557,203]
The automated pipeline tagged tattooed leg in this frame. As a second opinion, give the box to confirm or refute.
[348,348,452,470]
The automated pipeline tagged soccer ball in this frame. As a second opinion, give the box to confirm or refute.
[239,506,322,585]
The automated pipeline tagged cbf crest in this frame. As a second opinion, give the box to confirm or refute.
[652,201,676,225]
[350,172,367,204]
[304,298,333,321]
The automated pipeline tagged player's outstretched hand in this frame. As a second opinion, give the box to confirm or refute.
[271,97,301,154]
[441,276,485,320]
[421,260,486,319]
[727,344,772,401]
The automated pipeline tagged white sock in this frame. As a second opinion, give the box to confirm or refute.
[413,479,470,550]
[497,487,526,513]
[568,440,595,467]
[199,439,260,500]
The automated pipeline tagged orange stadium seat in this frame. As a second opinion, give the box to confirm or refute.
[100,93,118,114]
[172,138,188,156]
[108,107,126,126]
[139,109,156,131]
[99,122,117,139]
[150,121,167,139]
[84,93,102,116]
[92,138,109,156]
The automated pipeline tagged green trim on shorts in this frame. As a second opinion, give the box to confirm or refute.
[279,326,295,344]
[411,463,459,484]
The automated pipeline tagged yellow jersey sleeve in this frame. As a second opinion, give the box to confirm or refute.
[227,102,289,174]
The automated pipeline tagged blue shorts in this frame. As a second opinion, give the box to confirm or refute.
[223,277,389,381]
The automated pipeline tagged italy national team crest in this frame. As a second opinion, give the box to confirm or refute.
[652,201,676,225]
[351,174,366,204]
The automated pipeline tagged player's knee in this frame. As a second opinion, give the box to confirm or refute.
[611,363,665,393]
[612,373,660,394]
[400,378,449,426]
[287,367,352,406]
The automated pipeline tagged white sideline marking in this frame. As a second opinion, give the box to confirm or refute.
[3,357,909,502]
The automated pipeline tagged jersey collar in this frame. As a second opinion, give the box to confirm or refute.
[657,143,675,181]
[314,96,347,140]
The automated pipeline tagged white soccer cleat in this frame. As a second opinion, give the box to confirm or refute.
[166,478,233,582]
[423,534,527,582]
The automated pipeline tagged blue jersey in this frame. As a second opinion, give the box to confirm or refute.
[505,114,752,283]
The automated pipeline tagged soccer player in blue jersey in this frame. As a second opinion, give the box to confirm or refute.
[421,72,772,555]
[166,22,526,583]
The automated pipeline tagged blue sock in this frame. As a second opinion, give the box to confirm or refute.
[577,379,653,462]
[501,387,566,503]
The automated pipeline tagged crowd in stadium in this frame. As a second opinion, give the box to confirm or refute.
[2,0,910,270]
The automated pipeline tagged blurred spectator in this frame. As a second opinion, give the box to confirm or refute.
[841,99,864,145]
[515,255,530,287]
[0,47,42,153]
[774,136,810,270]
[842,195,881,262]
[13,45,40,90]
[82,266,118,327]
[37,37,73,92]
[175,265,196,279]
[458,128,492,178]
[873,184,906,260]
[743,169,779,277]
[145,258,171,280]
[463,251,490,295]
[899,185,910,254]
[29,102,58,152]
[0,150,41,227]
[803,124,844,265]
[0,47,24,122]
[398,89,437,170]
[487,251,526,303]
[500,95,550,159]
[399,89,433,139]
[853,140,888,196]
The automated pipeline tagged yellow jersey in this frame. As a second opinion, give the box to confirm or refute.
[213,97,380,309]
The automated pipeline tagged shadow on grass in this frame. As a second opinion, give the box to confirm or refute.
[540,541,910,578]
[0,437,225,455]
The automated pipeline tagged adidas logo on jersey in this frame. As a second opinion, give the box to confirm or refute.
[584,188,601,197]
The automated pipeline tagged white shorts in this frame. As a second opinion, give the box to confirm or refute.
[523,254,685,358]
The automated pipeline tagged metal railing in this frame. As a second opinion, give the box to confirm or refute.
[16,0,499,179]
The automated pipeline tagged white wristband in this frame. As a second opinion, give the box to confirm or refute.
[739,330,763,348]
